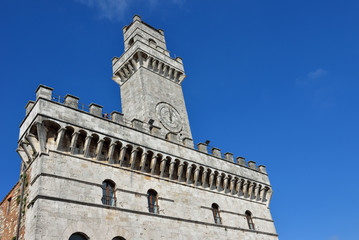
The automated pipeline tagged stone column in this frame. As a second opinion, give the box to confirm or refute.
[55,128,66,150]
[223,177,229,193]
[20,142,32,162]
[83,135,92,158]
[248,182,255,199]
[108,143,116,164]
[70,132,80,154]
[216,175,223,192]
[168,161,176,179]
[140,152,148,172]
[242,181,248,198]
[193,168,200,186]
[230,178,236,195]
[266,189,273,207]
[186,165,193,184]
[255,185,261,201]
[160,158,167,177]
[186,165,192,184]
[209,173,215,189]
[130,149,138,169]
[202,170,208,188]
[150,156,158,175]
[119,146,127,167]
[95,139,105,160]
[36,122,47,153]
[177,164,184,182]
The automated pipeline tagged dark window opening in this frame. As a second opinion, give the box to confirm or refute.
[102,180,116,206]
[212,203,221,224]
[147,189,158,214]
[246,210,255,230]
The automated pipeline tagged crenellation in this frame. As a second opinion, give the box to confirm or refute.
[25,101,35,115]
[35,85,53,100]
[64,94,79,109]
[212,147,222,158]
[248,161,257,170]
[89,103,103,117]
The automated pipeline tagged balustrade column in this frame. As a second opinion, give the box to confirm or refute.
[223,177,229,193]
[55,128,66,150]
[83,136,93,158]
[202,171,208,188]
[150,156,158,175]
[95,139,105,160]
[160,158,167,177]
[140,152,148,172]
[70,132,80,154]
[194,168,200,186]
[168,161,176,179]
[119,146,127,166]
[130,149,138,169]
[186,165,193,184]
[108,143,116,164]
[209,173,215,189]
[177,164,184,182]
[36,122,47,153]
[216,175,223,192]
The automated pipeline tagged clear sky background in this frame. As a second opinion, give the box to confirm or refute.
[1,0,358,239]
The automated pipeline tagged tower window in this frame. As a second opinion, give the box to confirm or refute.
[102,180,116,206]
[147,189,159,213]
[149,38,157,47]
[212,203,221,224]
[245,210,255,230]
[7,197,11,215]
[128,38,134,47]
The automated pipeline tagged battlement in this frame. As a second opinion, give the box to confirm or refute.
[23,85,268,174]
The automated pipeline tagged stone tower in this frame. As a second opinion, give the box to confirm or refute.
[0,16,278,240]
[112,15,192,142]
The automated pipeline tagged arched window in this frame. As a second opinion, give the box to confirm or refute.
[147,189,158,213]
[212,203,221,224]
[246,210,255,230]
[69,232,88,240]
[112,237,126,240]
[102,180,116,206]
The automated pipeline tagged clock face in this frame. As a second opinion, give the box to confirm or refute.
[156,102,182,133]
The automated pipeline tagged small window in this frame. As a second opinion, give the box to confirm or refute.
[102,180,116,206]
[246,210,255,230]
[212,203,221,224]
[69,232,88,240]
[149,38,157,47]
[147,189,158,214]
[128,38,134,47]
[113,237,126,240]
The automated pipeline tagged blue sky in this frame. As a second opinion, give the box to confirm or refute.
[1,0,359,239]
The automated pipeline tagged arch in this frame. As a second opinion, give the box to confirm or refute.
[153,153,162,175]
[98,137,111,161]
[102,180,116,206]
[147,189,158,214]
[69,232,89,240]
[61,126,75,152]
[111,141,122,164]
[43,120,61,150]
[88,134,99,158]
[245,210,255,230]
[73,130,87,155]
[211,203,221,225]
[143,150,153,173]
[163,156,172,178]
[171,159,181,180]
[132,147,143,170]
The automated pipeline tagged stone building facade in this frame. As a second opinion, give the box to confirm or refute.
[0,15,278,240]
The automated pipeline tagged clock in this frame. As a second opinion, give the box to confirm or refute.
[156,102,182,133]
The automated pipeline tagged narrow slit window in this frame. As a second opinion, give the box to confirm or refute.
[102,180,116,206]
[147,189,158,214]
[212,203,221,224]
[246,210,255,230]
